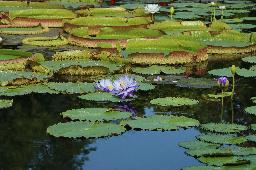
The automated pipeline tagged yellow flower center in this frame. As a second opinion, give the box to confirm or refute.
[107,85,113,90]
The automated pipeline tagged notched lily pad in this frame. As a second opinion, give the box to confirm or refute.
[178,140,220,150]
[200,123,247,133]
[242,56,256,64]
[47,122,126,138]
[150,97,199,107]
[124,115,199,131]
[197,134,247,144]
[245,106,256,115]
[61,108,131,122]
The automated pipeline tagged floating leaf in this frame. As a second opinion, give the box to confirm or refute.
[201,123,247,133]
[78,92,121,102]
[245,106,256,115]
[175,77,217,89]
[246,135,256,142]
[207,92,232,99]
[47,122,126,138]
[252,97,256,104]
[208,68,232,77]
[61,108,131,122]
[0,99,13,109]
[242,56,256,64]
[132,65,184,75]
[198,134,247,144]
[237,68,256,77]
[46,82,95,94]
[137,82,155,91]
[124,115,199,131]
[231,146,256,156]
[178,140,220,150]
[150,97,199,107]
[198,156,250,166]
[186,148,232,157]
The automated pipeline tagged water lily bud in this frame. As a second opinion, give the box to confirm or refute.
[217,76,229,88]
[170,7,175,15]
[231,65,236,75]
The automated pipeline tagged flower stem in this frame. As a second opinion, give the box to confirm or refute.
[221,89,224,121]
[231,74,235,99]
[221,9,224,20]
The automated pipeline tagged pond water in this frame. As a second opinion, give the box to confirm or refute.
[0,0,256,170]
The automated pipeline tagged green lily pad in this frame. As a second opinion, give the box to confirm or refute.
[242,56,256,64]
[178,140,220,150]
[245,106,256,115]
[246,135,256,142]
[46,82,95,94]
[61,108,131,122]
[0,99,13,109]
[251,124,256,131]
[175,77,217,89]
[124,115,199,131]
[186,148,233,157]
[237,68,256,77]
[231,146,256,156]
[132,65,185,75]
[150,97,199,107]
[198,134,247,144]
[78,92,121,102]
[207,92,232,99]
[252,97,256,104]
[138,82,155,91]
[208,68,232,77]
[198,156,250,166]
[200,123,247,133]
[47,122,126,138]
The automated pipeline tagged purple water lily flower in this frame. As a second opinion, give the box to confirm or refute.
[112,75,139,99]
[95,79,114,92]
[217,76,229,87]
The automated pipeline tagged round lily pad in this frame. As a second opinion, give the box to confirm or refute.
[197,134,247,145]
[208,68,233,77]
[78,92,121,102]
[46,82,95,94]
[198,156,250,166]
[245,106,256,115]
[61,108,131,122]
[186,148,233,157]
[200,123,247,133]
[124,115,199,131]
[178,140,220,150]
[0,99,13,109]
[47,122,126,138]
[138,82,155,91]
[242,56,256,64]
[150,97,199,107]
[132,65,184,75]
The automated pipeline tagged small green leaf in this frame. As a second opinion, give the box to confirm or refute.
[0,99,13,109]
[150,97,199,107]
[78,92,121,102]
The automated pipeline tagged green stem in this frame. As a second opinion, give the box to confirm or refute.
[221,9,224,20]
[231,98,234,123]
[213,7,216,21]
[231,74,235,99]
[171,14,173,20]
[221,89,224,121]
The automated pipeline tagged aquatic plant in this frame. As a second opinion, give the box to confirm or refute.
[0,99,13,109]
[201,123,247,133]
[46,82,95,94]
[123,115,199,131]
[209,2,217,22]
[245,106,256,115]
[197,133,247,145]
[178,140,220,150]
[169,7,175,20]
[144,4,160,22]
[242,56,256,64]
[150,97,199,107]
[219,5,226,20]
[198,156,250,166]
[61,108,131,122]
[132,65,185,75]
[186,148,232,157]
[94,76,138,100]
[47,122,126,138]
[22,36,68,47]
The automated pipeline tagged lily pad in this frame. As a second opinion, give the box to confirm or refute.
[242,56,256,64]
[132,65,185,75]
[78,92,121,102]
[47,122,126,138]
[150,97,199,107]
[174,77,217,89]
[208,68,232,77]
[197,134,247,144]
[237,68,256,77]
[46,82,95,94]
[124,115,199,131]
[0,99,13,109]
[178,140,220,150]
[61,108,131,122]
[200,123,247,133]
[186,148,233,157]
[207,92,232,99]
[245,106,256,115]
[137,82,155,91]
[198,156,250,166]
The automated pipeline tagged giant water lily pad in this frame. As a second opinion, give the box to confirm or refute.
[132,65,185,75]
[201,123,247,133]
[61,108,131,122]
[150,97,199,107]
[178,140,220,150]
[124,115,199,131]
[245,106,256,115]
[198,134,247,144]
[46,82,95,94]
[242,56,256,64]
[47,122,126,138]
[22,36,68,47]
[78,92,121,102]
[0,99,13,109]
[198,156,250,166]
